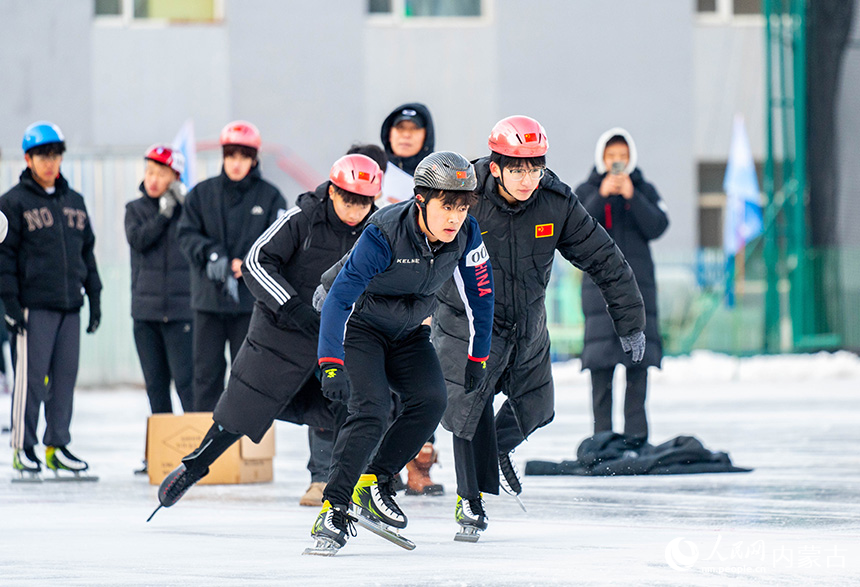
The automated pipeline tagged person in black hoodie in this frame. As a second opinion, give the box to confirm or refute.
[433,116,645,539]
[177,121,286,411]
[379,103,435,205]
[150,154,380,518]
[576,128,669,444]
[0,121,102,477]
[125,145,193,420]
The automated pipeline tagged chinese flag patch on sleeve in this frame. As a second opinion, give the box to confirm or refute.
[535,223,554,238]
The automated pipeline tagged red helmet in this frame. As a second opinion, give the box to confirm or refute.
[488,115,548,157]
[144,144,184,175]
[219,120,262,149]
[329,154,383,197]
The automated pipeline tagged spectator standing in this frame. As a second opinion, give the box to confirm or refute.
[0,121,102,477]
[177,121,286,411]
[576,128,668,444]
[125,145,194,474]
[379,103,435,205]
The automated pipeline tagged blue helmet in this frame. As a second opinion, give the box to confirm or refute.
[22,121,65,153]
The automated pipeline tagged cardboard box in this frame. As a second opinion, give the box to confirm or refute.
[146,412,275,486]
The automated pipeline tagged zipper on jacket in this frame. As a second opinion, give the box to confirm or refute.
[56,195,71,308]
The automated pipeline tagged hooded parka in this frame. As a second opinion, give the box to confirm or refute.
[576,128,668,370]
[434,157,645,441]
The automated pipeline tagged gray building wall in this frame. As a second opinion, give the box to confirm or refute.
[0,0,93,150]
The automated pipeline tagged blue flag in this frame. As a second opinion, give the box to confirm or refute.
[723,115,763,256]
[172,119,197,189]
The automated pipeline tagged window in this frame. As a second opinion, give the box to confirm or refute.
[95,0,222,23]
[369,0,482,18]
[696,0,764,23]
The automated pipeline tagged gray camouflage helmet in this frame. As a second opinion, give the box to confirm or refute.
[413,151,477,191]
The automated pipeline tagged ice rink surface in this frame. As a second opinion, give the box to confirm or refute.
[1,351,858,586]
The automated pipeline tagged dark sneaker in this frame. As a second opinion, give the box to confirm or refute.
[455,494,488,530]
[352,473,407,529]
[13,447,42,473]
[311,501,356,549]
[499,450,522,495]
[45,446,88,472]
[157,462,208,507]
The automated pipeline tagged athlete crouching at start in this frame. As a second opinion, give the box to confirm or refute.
[308,151,494,554]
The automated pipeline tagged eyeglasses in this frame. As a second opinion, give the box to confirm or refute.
[506,167,545,181]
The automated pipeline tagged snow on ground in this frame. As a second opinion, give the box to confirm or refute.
[0,352,858,586]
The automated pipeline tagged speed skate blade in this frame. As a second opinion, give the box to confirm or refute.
[303,537,340,556]
[513,494,527,512]
[44,474,99,483]
[350,507,416,551]
[11,473,42,484]
[454,526,481,543]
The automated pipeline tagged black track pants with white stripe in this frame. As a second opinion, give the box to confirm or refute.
[10,308,80,450]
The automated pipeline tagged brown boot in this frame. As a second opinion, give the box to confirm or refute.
[405,442,444,496]
[299,481,326,507]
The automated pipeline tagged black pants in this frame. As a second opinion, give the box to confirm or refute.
[590,365,648,440]
[323,322,447,508]
[192,311,251,411]
[453,398,525,499]
[10,309,80,450]
[133,320,193,414]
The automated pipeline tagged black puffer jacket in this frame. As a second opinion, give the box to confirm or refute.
[577,166,668,370]
[380,102,435,175]
[434,158,645,441]
[125,183,192,322]
[177,165,285,313]
[0,169,101,311]
[214,183,375,440]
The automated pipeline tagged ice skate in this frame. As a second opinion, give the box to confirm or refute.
[44,446,98,482]
[350,473,416,550]
[304,500,356,556]
[405,442,444,496]
[11,447,42,483]
[454,494,487,543]
[499,450,527,512]
[147,454,209,521]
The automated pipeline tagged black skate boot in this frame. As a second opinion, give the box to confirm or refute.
[455,494,487,542]
[44,446,97,482]
[304,500,356,556]
[12,447,42,482]
[351,473,407,529]
[146,449,210,521]
[499,450,527,512]
[498,450,521,495]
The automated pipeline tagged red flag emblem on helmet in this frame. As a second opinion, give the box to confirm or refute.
[456,171,467,179]
[535,223,553,238]
[357,171,370,181]
[523,133,537,142]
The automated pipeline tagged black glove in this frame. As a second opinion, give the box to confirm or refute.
[464,358,487,394]
[222,275,240,304]
[312,283,327,313]
[319,362,351,403]
[3,298,26,335]
[206,254,229,283]
[158,191,177,218]
[277,297,320,337]
[86,293,101,334]
[620,330,646,364]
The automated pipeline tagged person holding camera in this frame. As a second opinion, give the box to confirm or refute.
[576,127,669,446]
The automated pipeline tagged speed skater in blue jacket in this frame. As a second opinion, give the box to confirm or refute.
[309,151,494,553]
